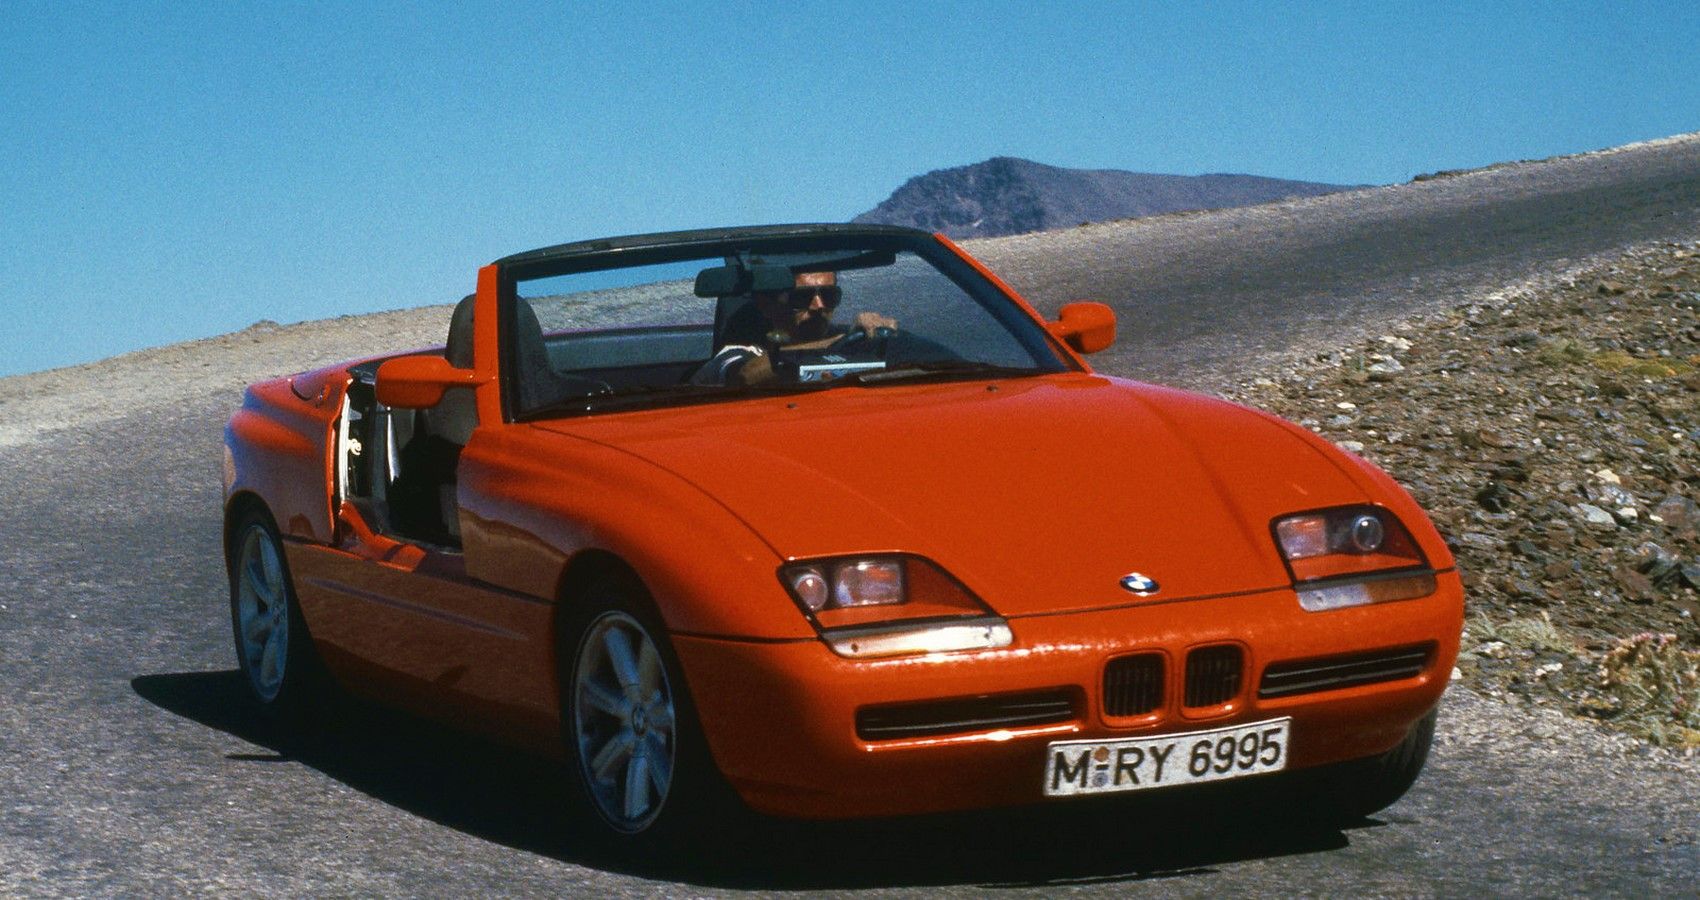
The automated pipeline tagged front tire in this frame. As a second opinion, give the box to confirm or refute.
[1310,706,1438,821]
[562,575,732,848]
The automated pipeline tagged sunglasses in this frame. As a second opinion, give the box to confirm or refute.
[784,285,842,310]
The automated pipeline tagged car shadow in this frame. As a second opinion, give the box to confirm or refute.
[133,670,1371,890]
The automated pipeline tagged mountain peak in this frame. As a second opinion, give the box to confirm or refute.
[853,158,1361,238]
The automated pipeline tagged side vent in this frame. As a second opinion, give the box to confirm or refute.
[855,689,1076,741]
[1259,644,1434,699]
[1184,645,1243,707]
[1103,653,1165,717]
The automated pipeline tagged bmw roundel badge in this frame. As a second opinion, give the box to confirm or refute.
[1119,572,1159,595]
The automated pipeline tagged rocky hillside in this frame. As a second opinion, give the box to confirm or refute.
[854,156,1358,238]
[1222,239,1700,747]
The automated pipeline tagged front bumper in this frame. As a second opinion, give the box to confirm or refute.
[673,572,1463,819]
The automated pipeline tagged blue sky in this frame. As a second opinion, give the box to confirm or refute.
[3,1,1697,377]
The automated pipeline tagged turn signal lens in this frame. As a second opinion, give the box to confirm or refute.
[1297,572,1439,612]
[823,617,1013,659]
[1273,506,1434,611]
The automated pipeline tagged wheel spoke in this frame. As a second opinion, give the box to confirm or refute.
[243,612,270,645]
[579,676,627,718]
[637,639,661,700]
[244,555,268,597]
[643,733,672,795]
[259,631,281,686]
[624,751,651,819]
[590,728,635,782]
[259,540,285,596]
[602,627,640,690]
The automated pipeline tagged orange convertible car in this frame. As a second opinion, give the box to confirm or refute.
[223,224,1462,842]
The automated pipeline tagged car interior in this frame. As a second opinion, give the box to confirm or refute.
[339,248,967,547]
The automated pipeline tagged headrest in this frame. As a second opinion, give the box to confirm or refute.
[445,294,476,369]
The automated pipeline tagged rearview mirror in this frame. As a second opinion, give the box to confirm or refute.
[1047,302,1116,354]
[693,264,795,297]
[375,354,483,409]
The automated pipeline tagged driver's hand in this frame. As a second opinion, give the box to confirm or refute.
[854,311,897,336]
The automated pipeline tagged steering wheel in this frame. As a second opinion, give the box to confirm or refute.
[828,325,896,355]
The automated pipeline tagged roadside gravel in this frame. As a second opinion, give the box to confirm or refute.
[1222,238,1700,750]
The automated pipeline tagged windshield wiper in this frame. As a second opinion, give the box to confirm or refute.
[845,361,1046,386]
[522,382,804,418]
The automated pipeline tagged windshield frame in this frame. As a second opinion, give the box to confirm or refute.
[496,227,1076,423]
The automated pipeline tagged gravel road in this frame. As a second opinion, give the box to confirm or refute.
[3,135,1698,896]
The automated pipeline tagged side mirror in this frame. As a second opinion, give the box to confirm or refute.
[375,354,482,409]
[1047,302,1117,354]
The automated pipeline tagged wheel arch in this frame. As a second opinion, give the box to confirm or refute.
[223,491,274,572]
[550,549,655,673]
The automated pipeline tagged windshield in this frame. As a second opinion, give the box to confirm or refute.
[508,239,1069,418]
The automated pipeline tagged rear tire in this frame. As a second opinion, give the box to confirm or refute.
[227,508,325,719]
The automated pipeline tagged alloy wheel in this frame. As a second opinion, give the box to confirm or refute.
[572,611,677,833]
[234,523,290,702]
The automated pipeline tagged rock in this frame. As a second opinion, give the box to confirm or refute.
[1490,458,1530,482]
[1630,542,1681,582]
[1576,504,1618,531]
[1476,481,1516,513]
[1652,494,1700,531]
[1586,482,1636,508]
[1477,429,1516,449]
[1682,563,1700,590]
[1367,357,1405,374]
[1511,580,1551,603]
[1513,539,1545,559]
[1338,440,1365,453]
[1598,280,1629,295]
[1460,532,1498,550]
[1501,331,1542,348]
[1614,506,1639,524]
[1613,567,1656,601]
[1593,468,1623,484]
[1475,640,1510,659]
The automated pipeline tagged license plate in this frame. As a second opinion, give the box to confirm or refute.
[1043,717,1291,797]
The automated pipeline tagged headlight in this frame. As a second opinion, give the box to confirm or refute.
[1273,506,1435,611]
[779,555,1013,658]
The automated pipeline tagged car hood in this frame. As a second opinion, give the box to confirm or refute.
[535,373,1375,617]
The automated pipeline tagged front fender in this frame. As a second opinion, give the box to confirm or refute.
[457,424,809,640]
[224,375,345,543]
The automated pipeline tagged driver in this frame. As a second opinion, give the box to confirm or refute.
[696,270,896,386]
